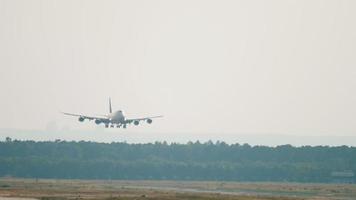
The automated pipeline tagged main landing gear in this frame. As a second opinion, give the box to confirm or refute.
[105,123,126,128]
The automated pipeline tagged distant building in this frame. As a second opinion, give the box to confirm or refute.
[331,170,354,183]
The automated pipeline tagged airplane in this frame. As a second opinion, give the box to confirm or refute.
[62,98,163,128]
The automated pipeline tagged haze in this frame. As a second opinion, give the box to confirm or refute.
[1,0,356,145]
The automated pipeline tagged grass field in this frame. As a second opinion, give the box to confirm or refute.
[0,178,355,200]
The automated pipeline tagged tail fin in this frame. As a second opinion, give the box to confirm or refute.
[109,98,112,113]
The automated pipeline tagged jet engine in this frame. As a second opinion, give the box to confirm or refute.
[146,119,152,124]
[78,117,85,122]
[134,121,139,126]
[95,119,102,124]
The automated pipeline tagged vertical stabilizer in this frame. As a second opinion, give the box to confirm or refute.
[109,98,112,113]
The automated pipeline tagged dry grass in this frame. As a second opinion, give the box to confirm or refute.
[0,178,355,200]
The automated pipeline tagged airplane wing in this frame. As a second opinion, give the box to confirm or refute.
[62,112,108,121]
[125,115,163,123]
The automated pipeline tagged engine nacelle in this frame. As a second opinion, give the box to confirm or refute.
[134,121,139,126]
[78,117,85,122]
[95,119,102,124]
[146,119,152,124]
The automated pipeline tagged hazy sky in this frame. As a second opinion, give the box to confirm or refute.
[1,0,356,144]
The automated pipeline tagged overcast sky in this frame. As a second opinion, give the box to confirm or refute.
[1,0,356,144]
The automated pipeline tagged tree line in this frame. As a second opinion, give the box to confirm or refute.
[0,138,355,182]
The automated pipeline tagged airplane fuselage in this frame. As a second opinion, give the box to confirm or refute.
[108,110,125,123]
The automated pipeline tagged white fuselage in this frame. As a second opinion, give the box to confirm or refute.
[108,110,125,123]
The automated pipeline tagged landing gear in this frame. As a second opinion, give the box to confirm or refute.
[105,123,126,129]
